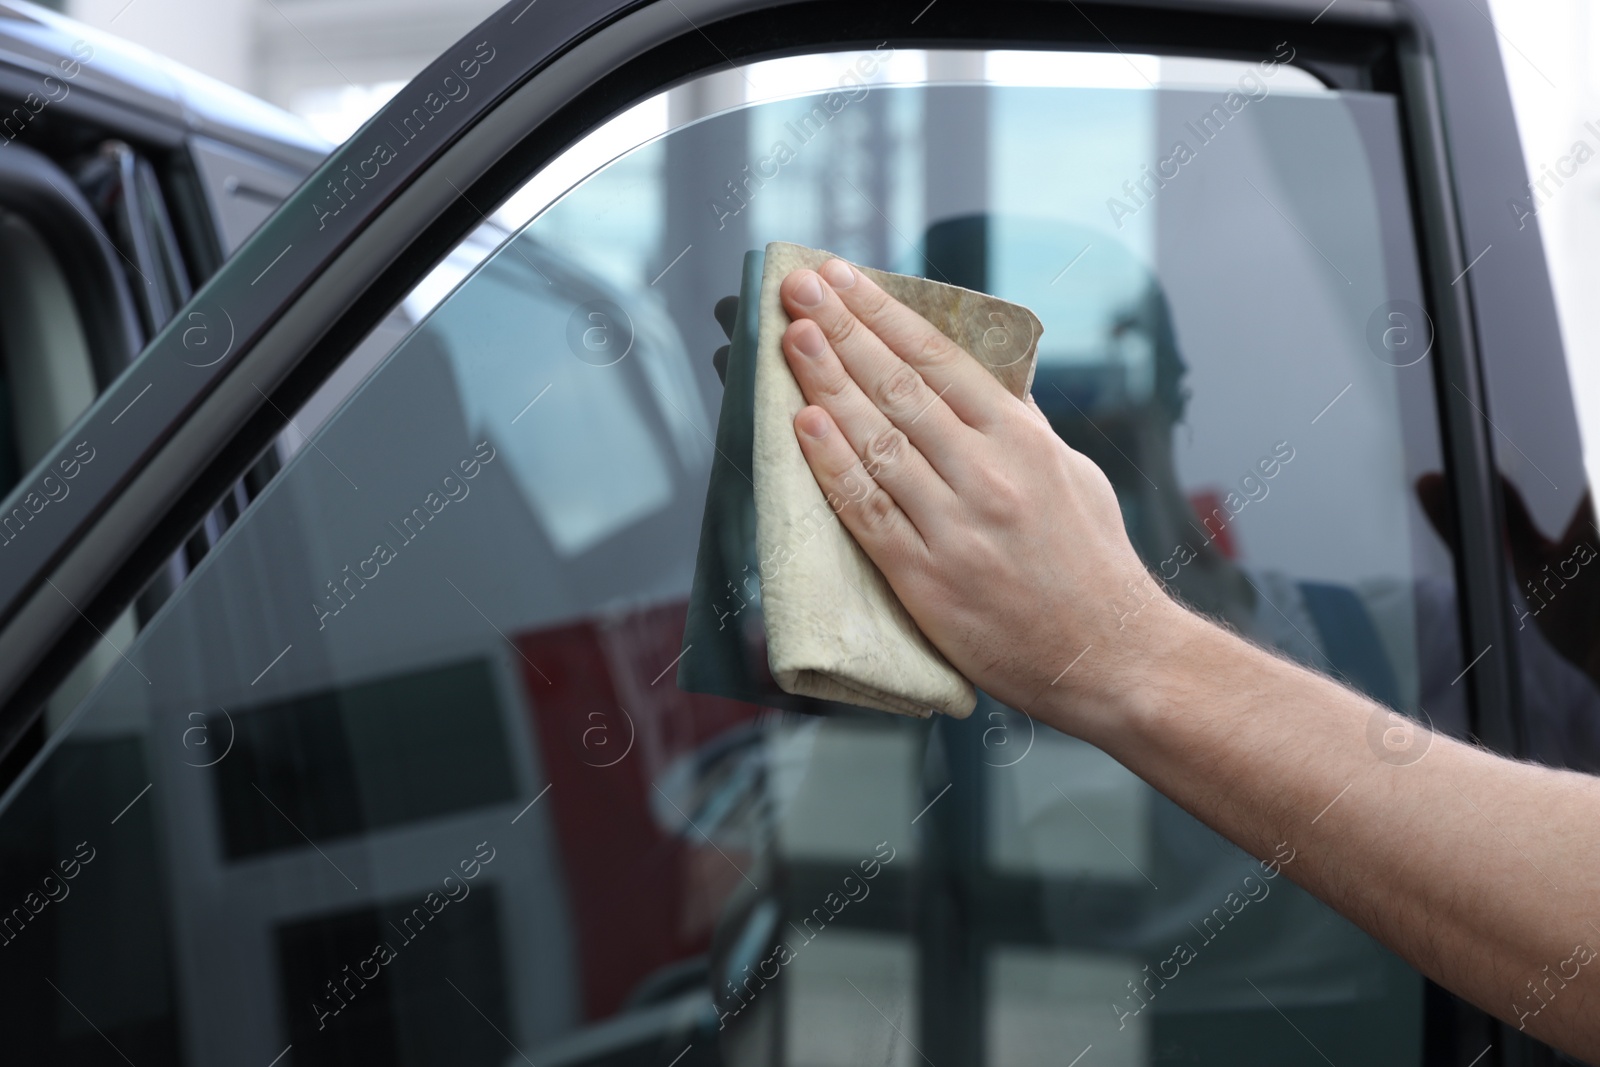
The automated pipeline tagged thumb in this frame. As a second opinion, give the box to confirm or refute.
[1024,392,1051,429]
[1498,474,1552,587]
[1557,490,1597,554]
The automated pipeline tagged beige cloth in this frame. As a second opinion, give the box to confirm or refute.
[753,242,1044,718]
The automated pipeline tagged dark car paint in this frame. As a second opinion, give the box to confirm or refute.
[0,3,329,340]
[0,1,1579,1060]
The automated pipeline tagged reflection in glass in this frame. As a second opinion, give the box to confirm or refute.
[0,53,1453,1066]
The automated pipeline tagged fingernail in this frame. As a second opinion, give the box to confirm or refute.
[792,272,823,307]
[797,408,830,439]
[821,259,856,289]
[794,323,826,358]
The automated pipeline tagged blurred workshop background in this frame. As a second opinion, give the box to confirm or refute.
[38,0,1600,497]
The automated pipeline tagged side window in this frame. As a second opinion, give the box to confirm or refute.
[0,48,1461,1066]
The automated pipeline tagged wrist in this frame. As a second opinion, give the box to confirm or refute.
[1033,598,1226,753]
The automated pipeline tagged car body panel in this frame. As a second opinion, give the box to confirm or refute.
[0,0,326,168]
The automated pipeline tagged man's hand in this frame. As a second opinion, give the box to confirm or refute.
[778,259,1600,1060]
[778,258,1183,730]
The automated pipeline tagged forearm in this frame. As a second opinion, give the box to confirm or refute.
[1046,602,1600,1056]
[765,258,1600,1058]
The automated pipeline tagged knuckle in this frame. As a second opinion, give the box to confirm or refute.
[852,280,893,319]
[977,472,1025,516]
[813,365,853,402]
[908,329,953,368]
[856,485,898,530]
[836,471,866,505]
[947,526,987,564]
[878,365,923,411]
[823,306,864,350]
[960,454,1024,511]
[866,425,907,468]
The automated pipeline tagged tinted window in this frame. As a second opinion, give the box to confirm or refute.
[0,49,1460,1066]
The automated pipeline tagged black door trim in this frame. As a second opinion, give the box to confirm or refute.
[0,142,144,387]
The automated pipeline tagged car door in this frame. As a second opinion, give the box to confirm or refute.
[0,0,1566,1065]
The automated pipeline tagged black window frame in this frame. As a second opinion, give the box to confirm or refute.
[0,1,1554,1061]
[0,142,144,394]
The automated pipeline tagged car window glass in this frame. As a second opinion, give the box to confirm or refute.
[0,48,1460,1067]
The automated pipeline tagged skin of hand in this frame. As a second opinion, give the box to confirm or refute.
[778,257,1600,1059]
[776,257,1181,735]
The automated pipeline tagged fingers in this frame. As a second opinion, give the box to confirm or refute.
[793,405,927,567]
[781,260,1017,432]
[780,272,973,478]
[713,295,740,341]
[711,295,741,384]
[783,317,956,529]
